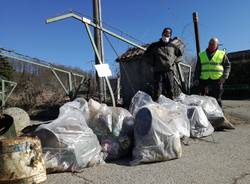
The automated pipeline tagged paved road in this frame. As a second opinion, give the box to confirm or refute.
[224,100,250,121]
[45,100,250,184]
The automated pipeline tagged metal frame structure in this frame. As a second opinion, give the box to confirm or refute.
[46,11,147,107]
[46,11,192,105]
[0,79,17,108]
[0,48,87,101]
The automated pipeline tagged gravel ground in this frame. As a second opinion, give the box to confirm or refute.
[44,100,250,184]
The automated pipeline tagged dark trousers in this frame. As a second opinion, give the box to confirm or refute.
[199,79,224,107]
[153,71,175,101]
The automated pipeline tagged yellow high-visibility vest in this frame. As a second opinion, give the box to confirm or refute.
[199,50,225,80]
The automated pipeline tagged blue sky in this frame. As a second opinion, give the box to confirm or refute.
[1,0,250,72]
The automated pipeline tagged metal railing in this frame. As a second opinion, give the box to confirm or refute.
[0,79,17,108]
[0,48,87,100]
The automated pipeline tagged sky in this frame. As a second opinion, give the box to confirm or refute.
[1,0,250,72]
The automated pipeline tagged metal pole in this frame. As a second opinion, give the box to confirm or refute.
[98,0,107,102]
[68,72,73,95]
[1,80,4,107]
[84,22,116,107]
[93,0,104,102]
[193,12,201,58]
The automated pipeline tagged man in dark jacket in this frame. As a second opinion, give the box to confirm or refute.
[145,27,183,100]
[194,37,231,107]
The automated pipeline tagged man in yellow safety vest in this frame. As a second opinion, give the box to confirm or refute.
[194,37,231,107]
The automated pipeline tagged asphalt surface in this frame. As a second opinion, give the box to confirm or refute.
[44,100,250,184]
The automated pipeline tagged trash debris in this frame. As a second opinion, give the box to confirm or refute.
[131,104,182,165]
[33,98,104,173]
[0,136,47,184]
[88,99,134,161]
[175,93,234,130]
[158,95,214,138]
[101,135,132,161]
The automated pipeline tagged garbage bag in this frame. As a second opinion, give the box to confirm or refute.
[129,92,190,138]
[34,99,104,173]
[88,99,134,138]
[88,99,135,160]
[175,93,234,130]
[129,91,154,117]
[132,104,182,165]
[88,99,113,138]
[157,95,190,138]
[158,95,214,138]
[187,106,214,138]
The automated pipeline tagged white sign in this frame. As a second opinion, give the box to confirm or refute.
[94,64,112,77]
[82,17,91,24]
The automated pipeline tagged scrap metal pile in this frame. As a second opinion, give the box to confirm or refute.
[0,91,234,182]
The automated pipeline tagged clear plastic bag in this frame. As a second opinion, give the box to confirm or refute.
[158,95,214,138]
[132,104,182,165]
[88,99,135,160]
[34,99,104,173]
[175,93,234,130]
[157,95,190,138]
[129,91,154,117]
[187,106,214,138]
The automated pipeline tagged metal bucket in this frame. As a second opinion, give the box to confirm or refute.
[0,136,47,184]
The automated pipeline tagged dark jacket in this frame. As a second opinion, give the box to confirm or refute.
[194,49,231,80]
[145,38,183,72]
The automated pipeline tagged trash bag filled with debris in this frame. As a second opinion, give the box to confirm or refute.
[88,99,134,161]
[129,91,154,117]
[175,93,234,130]
[34,98,104,173]
[187,106,214,137]
[130,91,190,138]
[158,95,214,138]
[132,103,182,165]
[156,98,190,138]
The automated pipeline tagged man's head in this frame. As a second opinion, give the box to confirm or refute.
[161,27,172,43]
[162,27,172,38]
[208,37,219,52]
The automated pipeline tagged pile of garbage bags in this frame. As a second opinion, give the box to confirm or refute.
[28,90,234,171]
[32,98,135,172]
[130,91,233,165]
